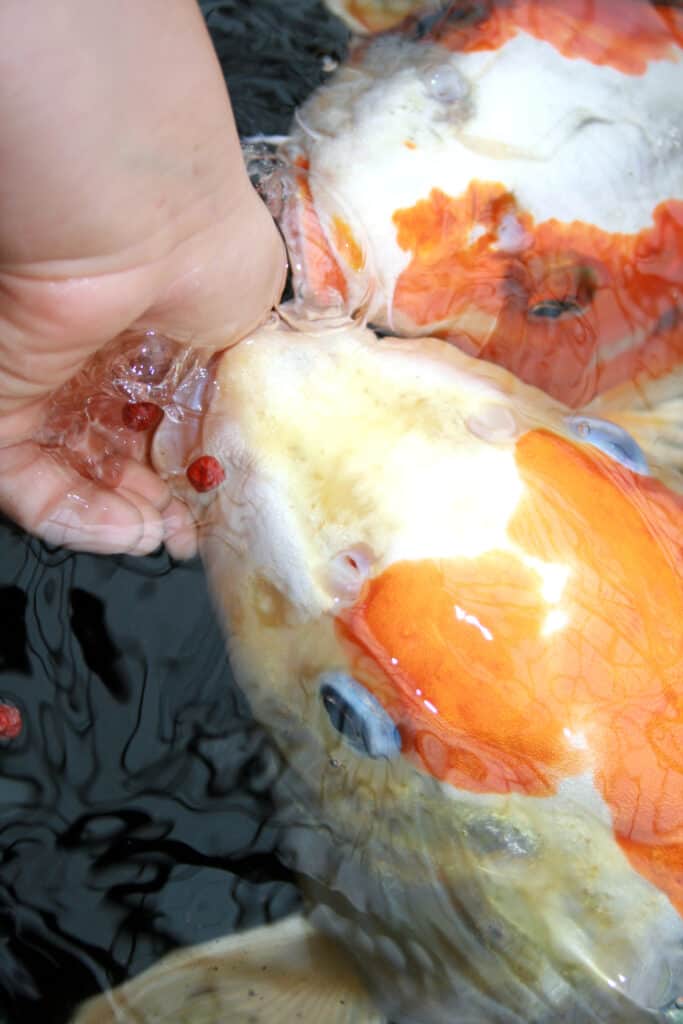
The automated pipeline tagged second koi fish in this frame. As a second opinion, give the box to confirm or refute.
[281,0,683,408]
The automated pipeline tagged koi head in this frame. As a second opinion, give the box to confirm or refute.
[281,0,683,406]
[153,312,683,1019]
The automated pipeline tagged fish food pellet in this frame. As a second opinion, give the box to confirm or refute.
[0,702,22,741]
[186,455,225,492]
[122,401,164,432]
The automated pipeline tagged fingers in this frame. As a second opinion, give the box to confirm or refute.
[162,496,199,561]
[0,440,197,557]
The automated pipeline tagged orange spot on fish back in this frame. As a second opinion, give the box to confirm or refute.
[341,553,583,795]
[403,139,417,150]
[514,430,683,908]
[392,185,683,406]
[341,430,683,911]
[421,0,683,75]
[331,215,365,272]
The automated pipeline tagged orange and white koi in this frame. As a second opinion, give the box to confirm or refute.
[72,310,683,1023]
[280,0,683,408]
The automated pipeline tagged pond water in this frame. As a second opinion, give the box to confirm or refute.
[0,3,347,1021]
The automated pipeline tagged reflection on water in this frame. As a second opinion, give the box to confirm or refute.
[0,3,346,1020]
[0,517,299,1022]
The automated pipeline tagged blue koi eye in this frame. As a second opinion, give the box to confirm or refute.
[528,298,583,320]
[565,415,650,476]
[318,671,401,760]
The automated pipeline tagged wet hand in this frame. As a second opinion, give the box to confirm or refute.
[0,0,286,558]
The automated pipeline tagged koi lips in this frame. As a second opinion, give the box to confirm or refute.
[339,429,683,915]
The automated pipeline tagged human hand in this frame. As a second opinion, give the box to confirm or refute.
[0,0,286,558]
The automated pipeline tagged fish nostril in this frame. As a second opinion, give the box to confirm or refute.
[565,415,650,475]
[318,671,401,760]
[466,404,520,443]
[327,544,375,602]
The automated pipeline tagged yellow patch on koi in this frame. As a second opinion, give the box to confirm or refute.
[331,215,365,272]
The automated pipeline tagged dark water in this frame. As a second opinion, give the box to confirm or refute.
[0,4,348,1021]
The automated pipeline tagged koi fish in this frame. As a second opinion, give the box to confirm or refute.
[280,0,683,409]
[72,310,683,1023]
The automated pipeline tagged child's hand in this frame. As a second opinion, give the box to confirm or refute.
[0,0,286,556]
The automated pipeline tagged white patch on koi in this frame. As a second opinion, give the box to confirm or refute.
[494,213,533,254]
[465,404,519,443]
[467,223,487,246]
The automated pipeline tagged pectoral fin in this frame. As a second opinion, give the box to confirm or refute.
[72,913,385,1024]
[585,368,683,492]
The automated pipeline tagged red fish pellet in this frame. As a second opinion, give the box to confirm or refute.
[122,401,163,432]
[0,702,22,741]
[186,455,225,493]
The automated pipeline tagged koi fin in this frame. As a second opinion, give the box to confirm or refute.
[71,913,385,1024]
[585,368,683,491]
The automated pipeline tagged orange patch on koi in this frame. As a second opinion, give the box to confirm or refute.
[392,184,683,406]
[341,430,683,911]
[293,173,348,302]
[421,0,683,76]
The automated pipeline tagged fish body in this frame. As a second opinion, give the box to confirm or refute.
[78,311,683,1023]
[281,0,683,407]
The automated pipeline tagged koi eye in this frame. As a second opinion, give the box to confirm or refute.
[528,298,584,320]
[566,416,650,475]
[318,671,401,759]
[528,266,596,320]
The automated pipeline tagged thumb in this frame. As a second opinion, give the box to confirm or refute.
[133,181,288,351]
